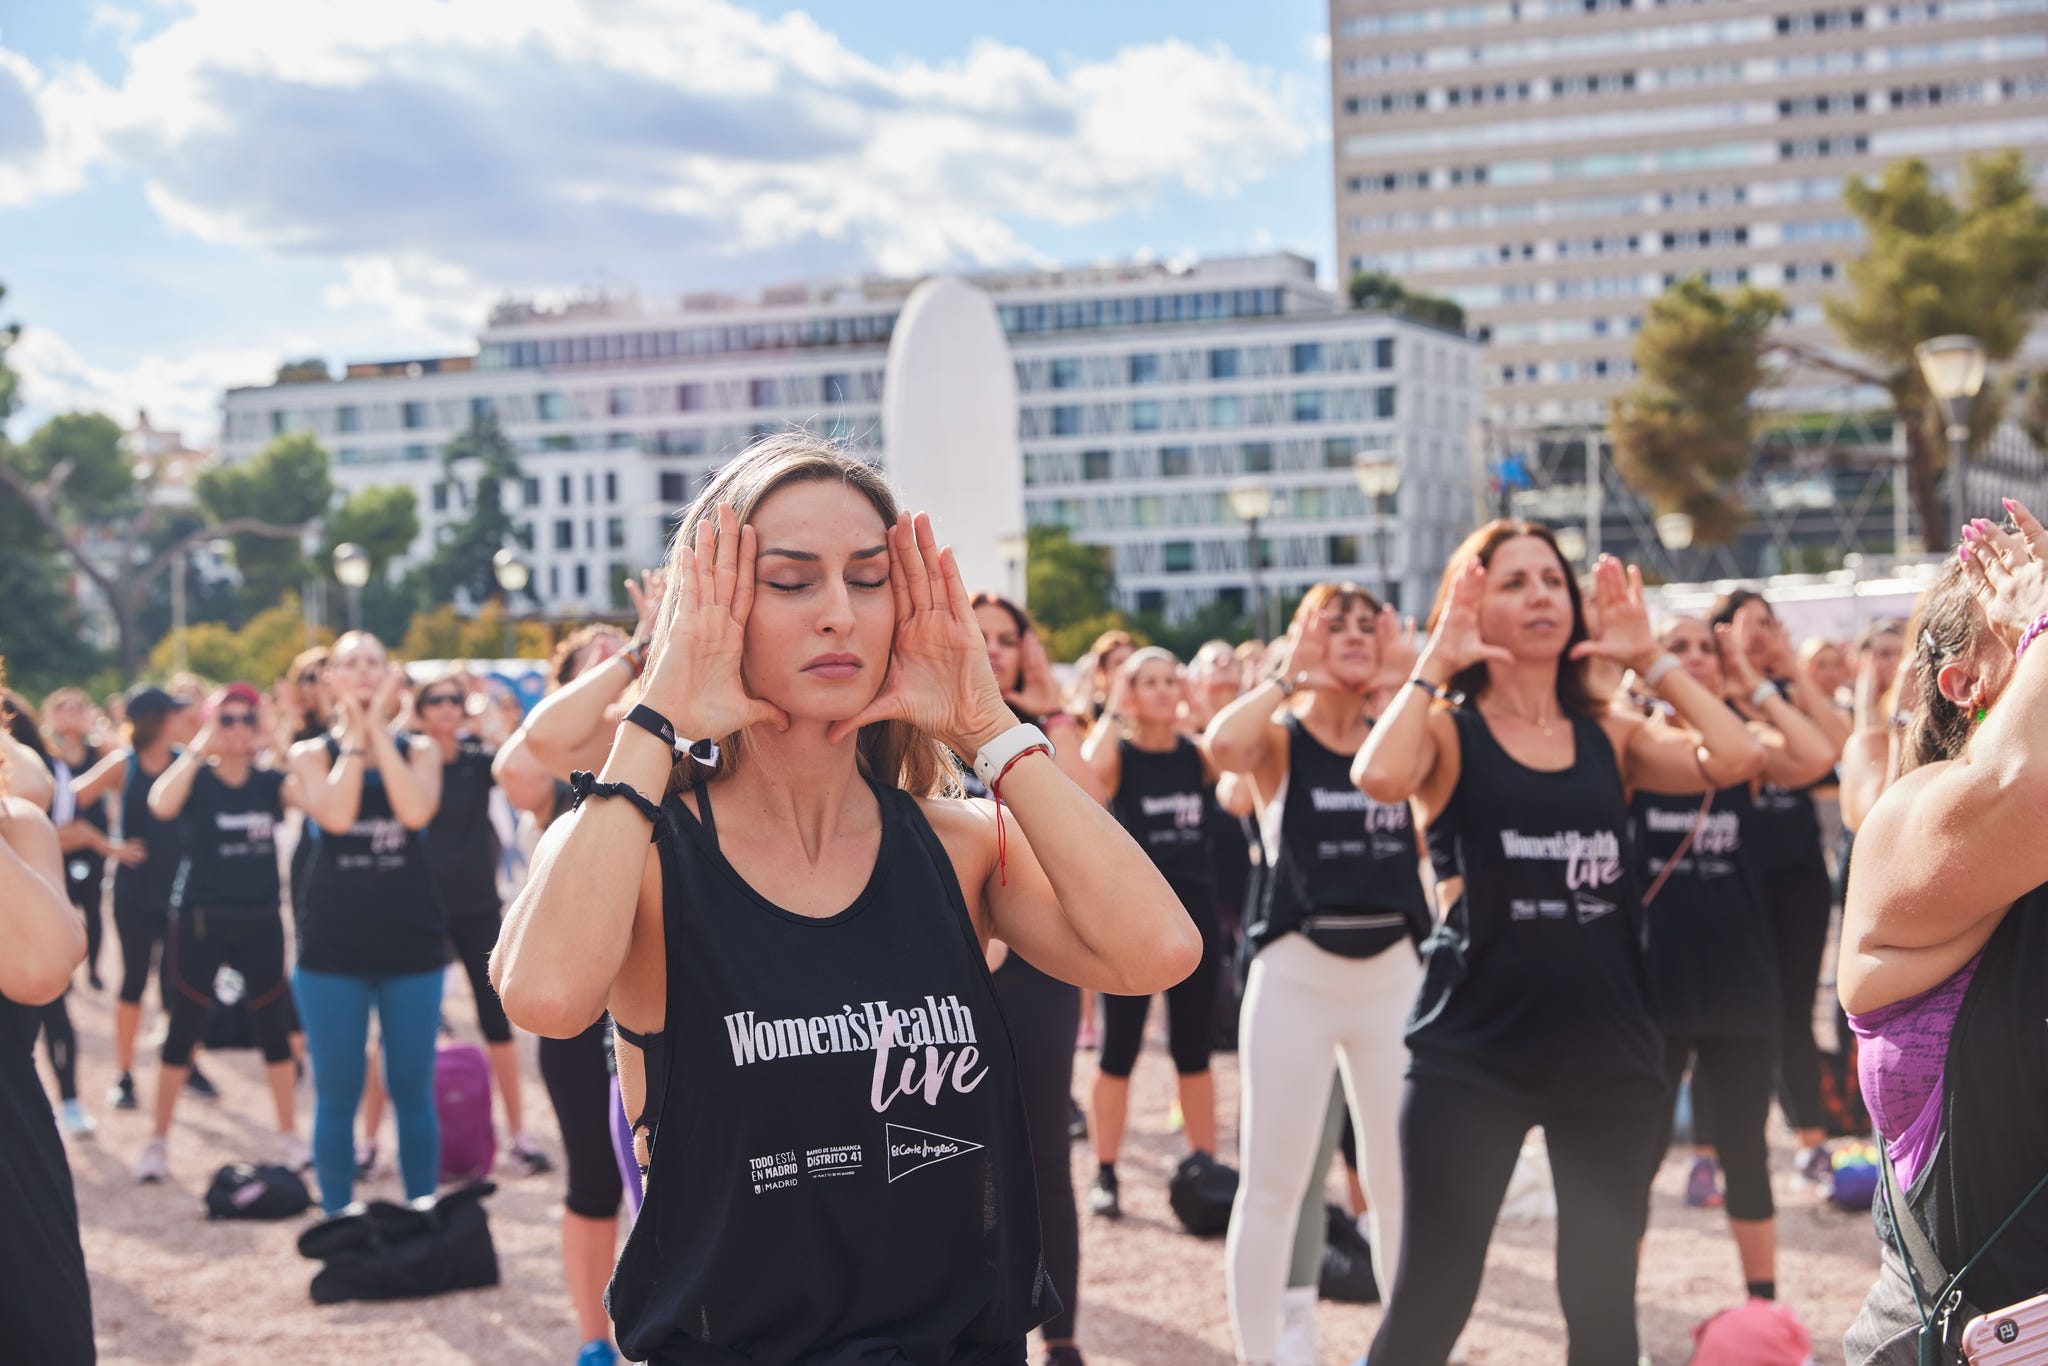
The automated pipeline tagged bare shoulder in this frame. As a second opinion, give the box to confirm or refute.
[0,793,53,829]
[913,794,999,885]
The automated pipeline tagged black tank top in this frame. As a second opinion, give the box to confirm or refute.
[1409,707,1665,1111]
[1251,713,1429,959]
[1856,888,2048,1342]
[0,989,94,1361]
[53,745,109,909]
[1630,783,1778,1038]
[426,735,501,918]
[114,748,183,916]
[1108,737,1213,888]
[296,736,446,978]
[172,766,288,914]
[608,779,1053,1366]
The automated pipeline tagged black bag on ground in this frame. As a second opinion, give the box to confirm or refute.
[205,1163,311,1220]
[1168,1151,1239,1237]
[296,1180,499,1304]
[1318,1202,1381,1304]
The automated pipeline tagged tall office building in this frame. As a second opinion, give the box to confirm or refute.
[1330,0,2048,427]
[219,254,1482,621]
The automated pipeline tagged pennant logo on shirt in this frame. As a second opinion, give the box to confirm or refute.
[885,1123,984,1183]
[1573,890,1618,925]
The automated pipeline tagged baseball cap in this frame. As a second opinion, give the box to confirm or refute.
[125,686,192,720]
[212,682,262,713]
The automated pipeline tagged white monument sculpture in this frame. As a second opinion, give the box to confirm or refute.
[881,277,1026,602]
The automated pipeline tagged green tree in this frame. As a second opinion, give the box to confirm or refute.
[326,484,419,575]
[275,358,334,384]
[400,601,549,661]
[1811,151,2048,545]
[422,414,527,609]
[1347,270,1466,333]
[1023,524,1118,634]
[1610,278,1786,546]
[146,593,334,685]
[196,432,334,613]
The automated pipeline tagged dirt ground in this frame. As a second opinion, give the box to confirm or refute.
[41,965,1880,1366]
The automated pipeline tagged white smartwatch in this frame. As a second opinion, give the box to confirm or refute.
[973,723,1053,790]
[1749,679,1780,709]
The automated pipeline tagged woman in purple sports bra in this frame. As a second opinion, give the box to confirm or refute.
[1841,500,2048,1364]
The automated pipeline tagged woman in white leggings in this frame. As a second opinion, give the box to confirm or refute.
[1206,583,1430,1366]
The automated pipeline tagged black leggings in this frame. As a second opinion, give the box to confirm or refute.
[538,1019,622,1220]
[992,952,1080,1343]
[1763,863,1833,1134]
[1368,1077,1667,1366]
[38,995,78,1101]
[115,906,167,1006]
[446,907,512,1044]
[1661,1033,1776,1221]
[70,876,104,983]
[1098,881,1220,1078]
[161,907,293,1066]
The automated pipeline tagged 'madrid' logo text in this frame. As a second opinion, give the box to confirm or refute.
[1499,829,1623,890]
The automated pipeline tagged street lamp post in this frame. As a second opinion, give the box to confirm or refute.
[1654,511,1695,578]
[1915,334,1988,542]
[1352,456,1402,609]
[492,549,531,660]
[1227,479,1274,640]
[331,542,370,632]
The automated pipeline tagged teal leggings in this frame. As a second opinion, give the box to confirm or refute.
[295,966,444,1213]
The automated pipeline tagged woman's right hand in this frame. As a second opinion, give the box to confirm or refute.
[1102,664,1134,723]
[109,837,148,867]
[1274,608,1336,691]
[642,504,791,741]
[1008,631,1064,719]
[1717,615,1767,700]
[1961,503,2048,647]
[1418,559,1513,680]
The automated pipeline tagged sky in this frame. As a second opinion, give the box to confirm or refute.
[0,0,1335,444]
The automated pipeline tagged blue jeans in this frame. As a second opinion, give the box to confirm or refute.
[294,966,444,1213]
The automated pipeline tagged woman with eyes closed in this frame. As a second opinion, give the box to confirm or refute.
[1353,523,1765,1366]
[1632,614,1837,1307]
[493,435,1201,1366]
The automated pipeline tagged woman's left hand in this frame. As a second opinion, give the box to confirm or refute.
[825,512,1015,756]
[1569,555,1659,673]
[1007,631,1065,719]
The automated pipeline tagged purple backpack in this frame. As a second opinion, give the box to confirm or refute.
[435,1043,496,1183]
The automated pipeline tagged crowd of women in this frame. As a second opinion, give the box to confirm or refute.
[5,429,2045,1366]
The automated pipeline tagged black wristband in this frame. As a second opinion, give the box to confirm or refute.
[1408,676,1460,704]
[568,770,663,841]
[623,704,721,766]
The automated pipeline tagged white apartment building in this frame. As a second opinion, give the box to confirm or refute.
[1330,0,2048,425]
[219,254,1483,621]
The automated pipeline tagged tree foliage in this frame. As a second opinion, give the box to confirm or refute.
[275,358,334,384]
[147,594,332,687]
[421,414,526,609]
[325,484,420,574]
[1610,278,1785,546]
[1815,151,2048,544]
[196,432,334,612]
[1347,271,1467,333]
[400,601,550,662]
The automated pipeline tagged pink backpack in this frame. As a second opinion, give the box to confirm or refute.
[435,1043,497,1183]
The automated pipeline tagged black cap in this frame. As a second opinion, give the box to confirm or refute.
[125,686,191,720]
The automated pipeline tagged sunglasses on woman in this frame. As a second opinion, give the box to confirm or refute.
[419,692,464,708]
[216,712,258,729]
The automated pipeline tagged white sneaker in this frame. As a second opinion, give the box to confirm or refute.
[1274,1285,1318,1366]
[133,1137,170,1183]
[279,1133,312,1171]
[60,1099,96,1138]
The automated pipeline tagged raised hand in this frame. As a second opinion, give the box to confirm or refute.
[1851,651,1884,732]
[1717,617,1767,701]
[368,666,406,727]
[1371,606,1420,691]
[642,504,790,742]
[1960,508,2048,648]
[1569,555,1658,673]
[109,836,148,867]
[624,566,668,646]
[1276,608,1338,691]
[1419,559,1514,678]
[1007,631,1064,719]
[823,512,1013,754]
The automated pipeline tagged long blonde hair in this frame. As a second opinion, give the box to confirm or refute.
[650,432,956,799]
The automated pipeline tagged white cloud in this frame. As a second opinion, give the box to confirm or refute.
[9,324,276,444]
[0,48,108,207]
[1305,33,1333,64]
[7,0,1315,286]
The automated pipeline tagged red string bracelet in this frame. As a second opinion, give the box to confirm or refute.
[989,744,1052,886]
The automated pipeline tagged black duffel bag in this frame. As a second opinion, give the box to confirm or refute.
[297,1180,500,1304]
[1318,1202,1381,1304]
[205,1163,311,1220]
[1168,1151,1240,1237]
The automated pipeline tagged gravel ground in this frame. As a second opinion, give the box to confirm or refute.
[46,974,1878,1366]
